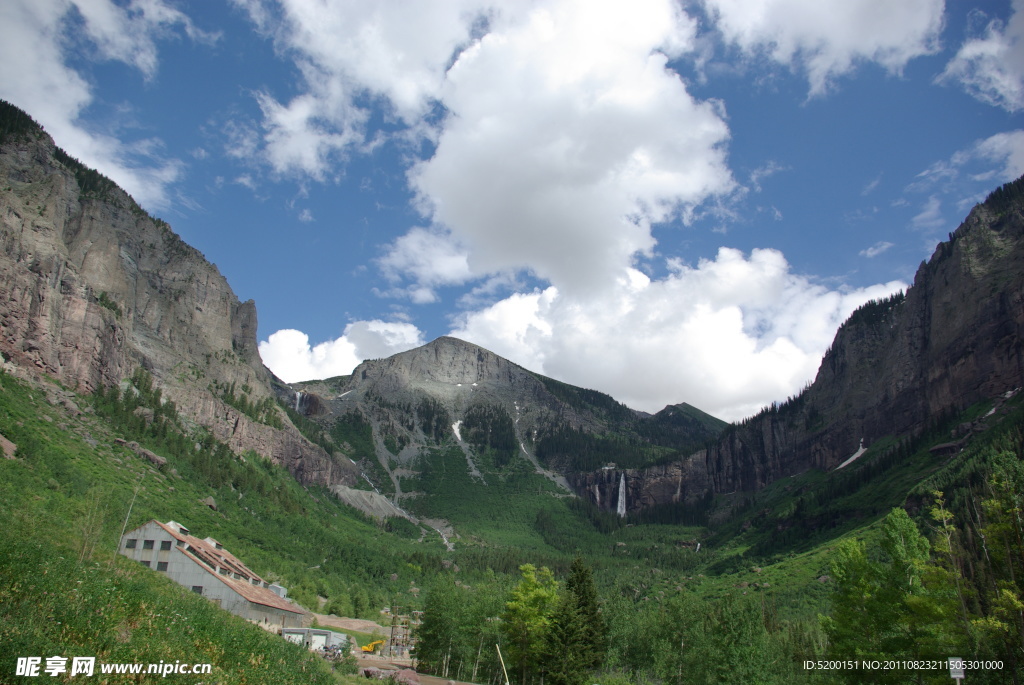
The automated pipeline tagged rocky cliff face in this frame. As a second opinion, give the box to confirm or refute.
[341,336,595,438]
[579,180,1024,513]
[568,457,713,517]
[12,96,1008,520]
[0,105,357,490]
[290,336,726,505]
[349,336,557,411]
[294,335,616,480]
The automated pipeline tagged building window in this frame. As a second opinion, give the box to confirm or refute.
[140,560,150,568]
[191,586,203,595]
[156,562,168,572]
[125,539,137,549]
[176,540,185,548]
[142,540,154,550]
[160,540,172,551]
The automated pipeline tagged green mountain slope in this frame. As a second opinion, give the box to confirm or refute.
[4,97,1024,683]
[287,336,727,514]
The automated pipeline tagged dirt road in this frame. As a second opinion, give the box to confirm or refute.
[312,614,389,634]
[357,657,483,685]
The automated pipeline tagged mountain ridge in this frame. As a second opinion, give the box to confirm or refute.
[287,333,727,511]
[5,96,1024,530]
[0,100,360,493]
[0,100,724,523]
[288,178,1024,518]
[588,177,1024,515]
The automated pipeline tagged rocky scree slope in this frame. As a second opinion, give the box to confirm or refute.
[0,101,357,490]
[591,177,1024,515]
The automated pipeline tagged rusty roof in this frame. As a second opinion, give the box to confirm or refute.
[148,520,305,615]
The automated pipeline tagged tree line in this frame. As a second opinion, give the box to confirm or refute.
[417,556,607,685]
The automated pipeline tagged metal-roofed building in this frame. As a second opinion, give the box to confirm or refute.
[119,520,307,629]
[282,627,349,651]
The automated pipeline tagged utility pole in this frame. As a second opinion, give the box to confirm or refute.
[112,469,146,564]
[389,604,399,658]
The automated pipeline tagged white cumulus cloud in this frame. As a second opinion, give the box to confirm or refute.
[255,85,365,180]
[701,0,945,96]
[860,241,894,258]
[400,0,734,295]
[0,0,207,210]
[259,321,424,383]
[237,0,735,287]
[450,249,906,422]
[233,0,493,177]
[939,0,1024,112]
[377,228,473,303]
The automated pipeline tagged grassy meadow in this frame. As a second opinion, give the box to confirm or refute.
[2,365,1023,683]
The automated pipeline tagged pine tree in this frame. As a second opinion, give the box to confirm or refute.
[564,554,608,671]
[542,592,588,685]
[973,453,1024,673]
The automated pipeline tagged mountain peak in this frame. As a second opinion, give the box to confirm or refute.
[420,335,490,354]
[352,335,521,392]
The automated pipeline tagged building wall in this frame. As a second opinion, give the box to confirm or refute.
[119,522,302,629]
[282,628,349,650]
[120,521,181,572]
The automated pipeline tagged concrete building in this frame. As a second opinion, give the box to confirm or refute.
[119,520,306,629]
[282,628,349,651]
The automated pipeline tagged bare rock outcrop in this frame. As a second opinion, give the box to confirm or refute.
[577,179,1024,512]
[568,456,714,517]
[697,194,1024,493]
[345,336,572,429]
[0,106,358,490]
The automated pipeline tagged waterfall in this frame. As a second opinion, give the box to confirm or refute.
[361,473,380,494]
[294,391,302,413]
[616,472,627,518]
[594,483,601,508]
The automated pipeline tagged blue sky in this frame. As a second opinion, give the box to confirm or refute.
[2,0,1022,421]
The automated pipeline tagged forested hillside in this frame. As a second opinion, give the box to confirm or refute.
[3,96,1024,684]
[4,360,1024,683]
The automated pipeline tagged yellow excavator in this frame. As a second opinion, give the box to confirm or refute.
[361,639,385,653]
